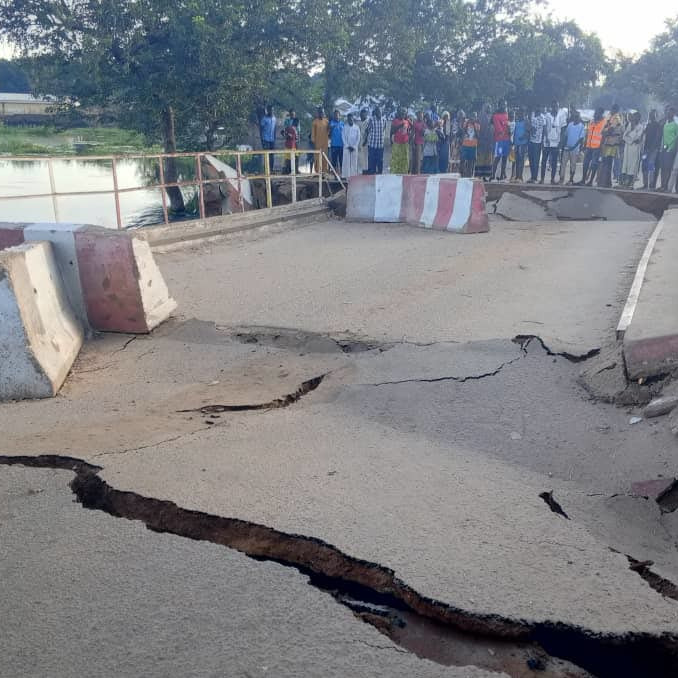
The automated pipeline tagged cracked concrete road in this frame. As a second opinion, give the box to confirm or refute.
[2,217,677,677]
[69,339,676,635]
[161,219,653,353]
[0,466,501,678]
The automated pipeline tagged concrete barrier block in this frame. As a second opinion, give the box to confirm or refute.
[0,223,26,250]
[74,227,177,333]
[346,175,489,233]
[0,241,83,400]
[23,223,90,329]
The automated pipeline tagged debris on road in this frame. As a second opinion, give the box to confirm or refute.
[643,395,678,418]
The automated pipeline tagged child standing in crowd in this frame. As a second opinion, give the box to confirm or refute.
[460,114,480,178]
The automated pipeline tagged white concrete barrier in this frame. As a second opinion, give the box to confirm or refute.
[23,223,90,329]
[0,241,84,400]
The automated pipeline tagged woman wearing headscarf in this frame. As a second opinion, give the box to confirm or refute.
[476,105,494,179]
[389,108,412,174]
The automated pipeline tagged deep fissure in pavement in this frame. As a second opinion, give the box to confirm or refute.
[513,335,601,363]
[1,455,677,677]
[176,375,325,415]
[539,491,571,519]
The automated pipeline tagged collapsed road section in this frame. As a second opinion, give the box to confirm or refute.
[0,454,676,678]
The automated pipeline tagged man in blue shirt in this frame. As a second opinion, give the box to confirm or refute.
[260,105,277,171]
[512,109,529,182]
[560,110,585,185]
[328,109,345,174]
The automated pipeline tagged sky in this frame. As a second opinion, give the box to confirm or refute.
[546,0,675,55]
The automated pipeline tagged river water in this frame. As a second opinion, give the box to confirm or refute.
[0,157,192,228]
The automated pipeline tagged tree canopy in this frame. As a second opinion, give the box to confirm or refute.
[1,0,659,151]
[0,58,30,92]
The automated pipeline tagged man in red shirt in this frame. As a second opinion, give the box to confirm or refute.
[491,102,510,181]
[411,110,426,174]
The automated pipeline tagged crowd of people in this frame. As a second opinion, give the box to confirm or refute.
[259,102,678,192]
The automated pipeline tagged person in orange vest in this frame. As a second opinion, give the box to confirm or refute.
[579,108,605,186]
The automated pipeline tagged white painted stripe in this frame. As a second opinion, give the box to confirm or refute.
[373,175,404,222]
[419,177,441,228]
[447,178,473,231]
[616,218,666,339]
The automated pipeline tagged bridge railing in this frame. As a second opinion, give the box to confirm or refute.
[0,149,343,230]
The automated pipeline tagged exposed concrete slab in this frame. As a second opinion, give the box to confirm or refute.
[494,193,556,221]
[549,189,655,222]
[0,241,83,400]
[0,466,499,678]
[485,184,678,220]
[624,209,678,378]
[522,191,569,202]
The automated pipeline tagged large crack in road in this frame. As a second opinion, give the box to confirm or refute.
[0,454,676,678]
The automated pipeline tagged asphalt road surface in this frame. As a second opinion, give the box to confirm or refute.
[2,216,677,678]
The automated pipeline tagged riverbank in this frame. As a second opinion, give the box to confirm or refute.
[0,124,156,155]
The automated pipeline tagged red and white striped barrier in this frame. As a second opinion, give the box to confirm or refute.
[0,222,176,333]
[346,175,489,233]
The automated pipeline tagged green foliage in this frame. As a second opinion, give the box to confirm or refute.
[0,0,285,149]
[0,59,30,92]
[634,18,678,107]
[513,20,608,109]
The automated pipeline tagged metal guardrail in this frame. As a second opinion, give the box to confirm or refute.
[0,149,344,229]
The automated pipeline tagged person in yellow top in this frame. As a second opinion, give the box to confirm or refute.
[311,107,329,173]
[598,104,623,188]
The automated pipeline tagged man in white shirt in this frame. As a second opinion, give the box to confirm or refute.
[540,101,567,184]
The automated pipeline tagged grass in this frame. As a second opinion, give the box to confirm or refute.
[0,124,157,156]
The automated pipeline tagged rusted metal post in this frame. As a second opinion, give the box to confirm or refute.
[290,150,297,203]
[47,157,60,222]
[196,153,206,219]
[264,152,272,209]
[111,157,123,229]
[157,155,169,225]
[236,154,245,213]
[317,151,322,198]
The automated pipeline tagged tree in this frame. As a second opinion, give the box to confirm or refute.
[0,0,286,211]
[0,59,30,92]
[634,17,678,106]
[513,20,608,109]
